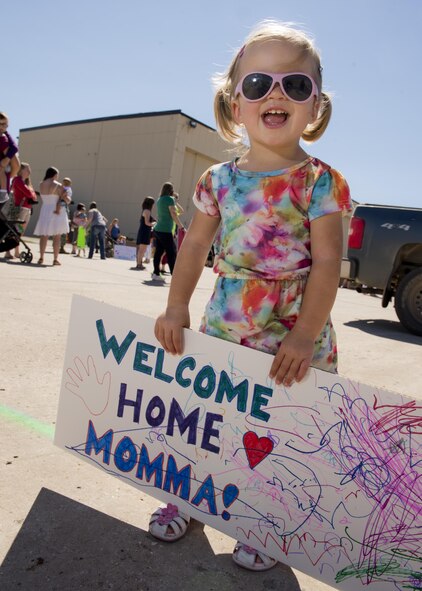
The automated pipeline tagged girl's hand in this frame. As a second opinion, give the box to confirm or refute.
[154,305,191,355]
[269,328,314,387]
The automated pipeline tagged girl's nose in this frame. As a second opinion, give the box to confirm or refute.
[268,82,286,99]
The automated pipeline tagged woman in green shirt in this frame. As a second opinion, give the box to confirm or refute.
[152,182,184,281]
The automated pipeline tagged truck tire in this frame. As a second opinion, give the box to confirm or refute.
[394,268,422,336]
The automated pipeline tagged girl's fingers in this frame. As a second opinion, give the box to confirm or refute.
[171,327,184,355]
[270,353,291,385]
[280,359,300,387]
[154,321,163,345]
[296,359,310,383]
[161,328,177,355]
[155,322,183,355]
[270,355,307,386]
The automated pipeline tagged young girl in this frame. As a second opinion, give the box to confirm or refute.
[8,163,38,258]
[152,20,352,571]
[135,196,155,269]
[73,203,88,257]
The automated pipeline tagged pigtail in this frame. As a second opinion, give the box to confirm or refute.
[302,92,332,142]
[213,86,241,143]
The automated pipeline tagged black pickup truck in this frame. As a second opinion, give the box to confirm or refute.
[341,204,422,335]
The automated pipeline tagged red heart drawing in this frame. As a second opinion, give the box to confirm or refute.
[243,431,274,469]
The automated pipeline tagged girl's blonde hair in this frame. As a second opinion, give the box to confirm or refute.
[213,20,332,144]
[18,162,30,175]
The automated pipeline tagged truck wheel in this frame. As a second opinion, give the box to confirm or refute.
[394,268,422,336]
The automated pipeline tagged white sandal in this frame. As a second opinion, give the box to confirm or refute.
[232,542,277,571]
[149,503,190,542]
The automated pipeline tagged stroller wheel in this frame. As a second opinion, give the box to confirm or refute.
[20,251,33,264]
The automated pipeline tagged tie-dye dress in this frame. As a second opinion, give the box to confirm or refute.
[193,156,352,373]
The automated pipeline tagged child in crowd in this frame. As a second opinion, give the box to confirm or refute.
[72,202,87,257]
[152,20,352,571]
[0,112,20,204]
[7,163,38,258]
[55,177,72,214]
[135,196,155,269]
[109,218,120,241]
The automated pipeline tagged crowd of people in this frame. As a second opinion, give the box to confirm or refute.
[0,110,187,269]
[0,120,187,272]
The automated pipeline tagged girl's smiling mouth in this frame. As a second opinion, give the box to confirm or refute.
[262,109,289,127]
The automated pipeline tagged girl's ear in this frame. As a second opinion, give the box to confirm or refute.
[231,98,243,125]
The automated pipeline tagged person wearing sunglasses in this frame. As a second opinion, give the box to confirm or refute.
[151,20,352,572]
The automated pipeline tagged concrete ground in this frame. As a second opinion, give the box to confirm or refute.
[0,238,421,591]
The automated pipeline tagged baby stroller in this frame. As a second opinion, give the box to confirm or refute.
[0,203,33,263]
[105,230,118,258]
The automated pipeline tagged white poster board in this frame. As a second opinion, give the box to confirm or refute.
[55,296,421,591]
[113,244,136,261]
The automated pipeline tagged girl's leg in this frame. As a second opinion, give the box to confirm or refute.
[0,168,6,191]
[0,169,8,206]
[137,244,147,267]
[52,234,61,263]
[39,235,48,263]
[144,243,151,263]
[14,221,27,257]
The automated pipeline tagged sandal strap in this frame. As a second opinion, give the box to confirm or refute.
[149,505,190,542]
[234,542,276,569]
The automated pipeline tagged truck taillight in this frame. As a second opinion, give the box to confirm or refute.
[348,217,365,249]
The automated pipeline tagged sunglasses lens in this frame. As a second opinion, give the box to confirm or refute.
[242,73,273,100]
[282,74,313,102]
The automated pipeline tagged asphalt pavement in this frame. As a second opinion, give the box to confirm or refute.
[0,238,420,591]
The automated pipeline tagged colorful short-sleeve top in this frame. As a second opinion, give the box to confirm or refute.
[193,157,352,280]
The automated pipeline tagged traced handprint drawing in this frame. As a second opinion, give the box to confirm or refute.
[65,356,111,415]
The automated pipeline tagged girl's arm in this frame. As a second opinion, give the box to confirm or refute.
[14,176,37,201]
[155,209,220,354]
[269,211,343,386]
[13,177,35,207]
[143,210,154,227]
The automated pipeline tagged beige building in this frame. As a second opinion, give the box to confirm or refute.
[19,110,230,238]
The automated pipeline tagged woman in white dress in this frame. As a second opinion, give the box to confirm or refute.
[33,167,70,265]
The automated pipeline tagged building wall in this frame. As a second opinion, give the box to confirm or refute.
[19,112,230,238]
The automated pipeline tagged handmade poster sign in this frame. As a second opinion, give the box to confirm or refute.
[55,295,421,591]
[113,244,136,261]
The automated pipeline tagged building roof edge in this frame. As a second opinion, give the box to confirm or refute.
[19,110,216,133]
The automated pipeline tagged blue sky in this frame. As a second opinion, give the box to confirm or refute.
[4,0,421,208]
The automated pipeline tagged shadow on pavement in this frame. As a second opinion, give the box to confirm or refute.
[0,488,301,591]
[344,318,421,343]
